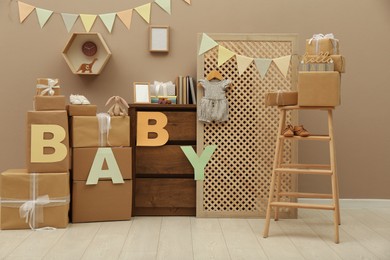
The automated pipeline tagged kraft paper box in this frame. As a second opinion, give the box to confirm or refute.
[71,115,130,147]
[36,78,61,96]
[72,180,132,223]
[72,147,132,181]
[150,96,177,104]
[330,55,346,73]
[299,63,334,72]
[67,104,97,116]
[27,110,70,172]
[0,169,69,230]
[305,39,339,55]
[265,92,298,106]
[34,95,66,111]
[298,72,341,106]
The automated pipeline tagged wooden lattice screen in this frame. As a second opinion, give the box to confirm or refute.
[196,34,298,218]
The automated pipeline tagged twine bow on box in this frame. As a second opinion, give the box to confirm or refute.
[308,33,338,54]
[36,78,60,96]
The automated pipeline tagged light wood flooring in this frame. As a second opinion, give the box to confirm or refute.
[1,208,390,260]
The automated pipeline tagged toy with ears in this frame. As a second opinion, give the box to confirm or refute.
[105,96,129,116]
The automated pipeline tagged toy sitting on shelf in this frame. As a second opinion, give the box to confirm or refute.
[77,58,98,73]
[105,96,129,116]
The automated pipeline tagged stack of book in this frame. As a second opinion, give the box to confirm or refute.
[176,76,197,105]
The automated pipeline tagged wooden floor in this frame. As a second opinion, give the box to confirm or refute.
[1,208,390,260]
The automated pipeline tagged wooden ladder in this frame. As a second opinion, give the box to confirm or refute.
[263,106,341,243]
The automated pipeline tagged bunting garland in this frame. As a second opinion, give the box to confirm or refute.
[198,33,292,79]
[17,0,192,33]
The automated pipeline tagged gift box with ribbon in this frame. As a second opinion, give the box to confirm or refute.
[0,169,70,230]
[36,78,61,96]
[299,52,335,72]
[67,104,97,116]
[71,113,130,148]
[306,33,339,55]
[150,81,176,96]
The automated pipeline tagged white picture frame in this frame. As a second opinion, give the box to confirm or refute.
[133,82,151,103]
[149,26,169,52]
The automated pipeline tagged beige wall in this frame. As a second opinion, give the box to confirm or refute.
[1,0,389,199]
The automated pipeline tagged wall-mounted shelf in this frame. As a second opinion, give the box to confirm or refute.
[62,33,111,75]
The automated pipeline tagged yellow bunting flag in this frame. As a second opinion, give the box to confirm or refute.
[99,13,116,33]
[184,0,191,4]
[254,58,272,78]
[36,8,53,28]
[218,46,235,67]
[135,3,151,23]
[198,33,218,55]
[117,9,133,29]
[80,14,97,32]
[61,13,78,32]
[18,1,35,23]
[236,55,253,75]
[273,55,291,78]
[155,0,171,14]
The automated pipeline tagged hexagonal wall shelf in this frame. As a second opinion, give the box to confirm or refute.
[62,33,111,75]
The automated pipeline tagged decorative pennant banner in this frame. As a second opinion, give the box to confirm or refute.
[155,0,171,14]
[18,1,35,23]
[184,0,191,4]
[198,33,218,55]
[80,14,97,32]
[254,58,272,78]
[135,3,151,23]
[99,13,116,33]
[117,9,133,29]
[218,45,235,67]
[273,55,291,78]
[61,13,78,32]
[236,55,253,75]
[36,8,53,28]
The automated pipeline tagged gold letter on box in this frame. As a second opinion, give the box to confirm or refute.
[86,148,124,185]
[30,124,67,163]
[137,112,169,146]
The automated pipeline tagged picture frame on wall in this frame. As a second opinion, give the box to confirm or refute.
[149,26,169,52]
[133,82,151,103]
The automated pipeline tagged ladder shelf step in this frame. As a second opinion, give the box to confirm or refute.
[279,135,331,141]
[274,168,333,175]
[270,202,335,210]
[278,192,333,199]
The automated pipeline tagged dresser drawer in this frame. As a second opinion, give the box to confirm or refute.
[136,145,194,175]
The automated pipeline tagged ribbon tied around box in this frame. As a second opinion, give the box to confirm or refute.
[36,78,60,96]
[153,81,175,96]
[97,113,112,146]
[308,33,338,54]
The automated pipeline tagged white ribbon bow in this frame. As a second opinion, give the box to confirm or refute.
[308,33,337,54]
[19,195,50,229]
[97,113,111,146]
[154,81,174,96]
[36,79,60,96]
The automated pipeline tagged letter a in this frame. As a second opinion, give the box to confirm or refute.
[137,112,169,146]
[181,145,217,180]
[30,124,67,163]
[86,148,124,185]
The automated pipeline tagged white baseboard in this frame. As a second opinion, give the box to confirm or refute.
[298,199,390,209]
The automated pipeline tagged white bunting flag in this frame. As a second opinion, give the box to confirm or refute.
[61,13,78,32]
[218,46,235,67]
[155,0,171,14]
[36,8,53,28]
[198,33,218,55]
[236,55,253,75]
[273,55,291,78]
[254,58,272,78]
[99,13,116,33]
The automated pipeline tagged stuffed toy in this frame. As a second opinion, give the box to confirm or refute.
[105,96,129,116]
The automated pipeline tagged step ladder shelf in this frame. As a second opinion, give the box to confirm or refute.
[263,106,341,243]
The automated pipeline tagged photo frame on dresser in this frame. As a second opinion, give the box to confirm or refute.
[133,82,151,103]
[149,26,169,52]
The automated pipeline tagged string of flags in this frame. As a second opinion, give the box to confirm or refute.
[198,33,292,79]
[17,0,192,33]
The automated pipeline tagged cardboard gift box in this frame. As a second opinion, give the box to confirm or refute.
[72,180,132,223]
[265,92,298,106]
[36,78,61,96]
[299,63,334,72]
[27,110,70,172]
[305,35,339,55]
[298,71,341,106]
[34,95,66,111]
[67,104,97,116]
[150,96,177,104]
[0,169,69,230]
[330,55,346,73]
[71,114,130,148]
[72,147,132,181]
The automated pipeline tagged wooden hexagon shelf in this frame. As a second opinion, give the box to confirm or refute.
[62,33,111,75]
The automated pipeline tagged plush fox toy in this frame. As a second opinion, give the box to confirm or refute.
[105,96,129,116]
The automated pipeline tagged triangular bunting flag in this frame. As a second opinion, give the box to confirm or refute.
[198,33,218,55]
[236,55,253,75]
[184,0,191,4]
[218,46,235,67]
[273,55,291,78]
[155,0,171,14]
[99,13,116,33]
[36,8,53,28]
[135,3,151,23]
[117,9,133,29]
[61,13,78,32]
[254,58,273,78]
[80,14,97,32]
[18,1,35,23]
